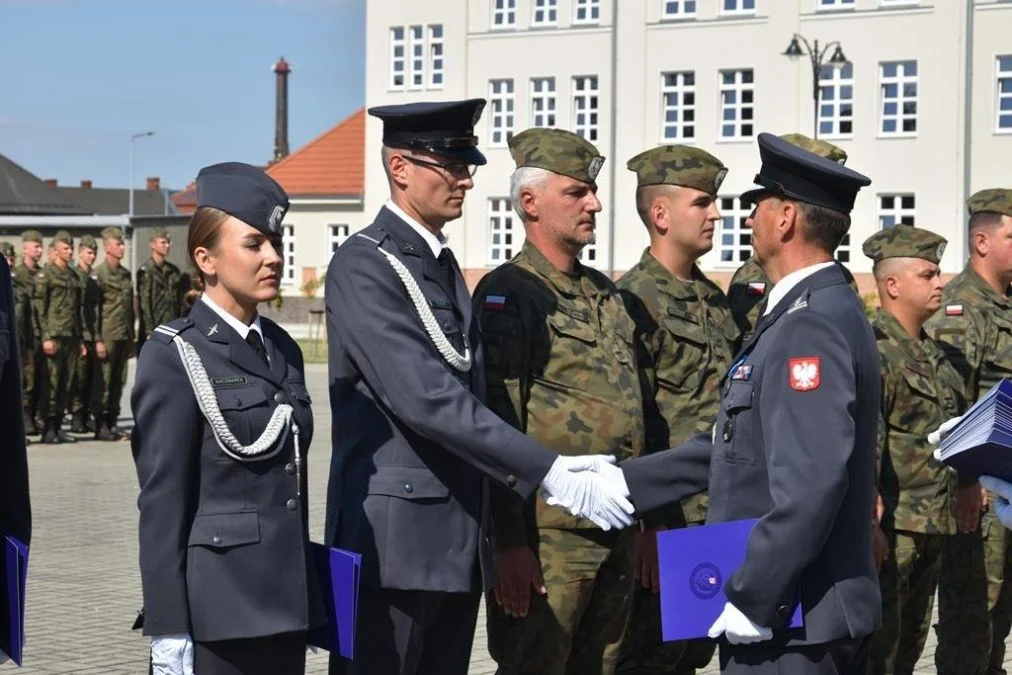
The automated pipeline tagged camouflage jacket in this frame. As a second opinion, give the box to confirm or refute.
[13,261,40,346]
[874,309,964,534]
[74,265,102,343]
[138,258,185,339]
[474,240,649,546]
[95,261,135,342]
[617,248,739,525]
[33,262,82,340]
[727,257,770,346]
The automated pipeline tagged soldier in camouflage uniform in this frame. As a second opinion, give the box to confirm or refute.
[137,227,185,350]
[14,229,45,435]
[33,230,83,444]
[93,227,134,441]
[862,226,967,675]
[615,145,737,675]
[475,128,647,675]
[926,188,1012,675]
[1,242,14,269]
[68,235,101,433]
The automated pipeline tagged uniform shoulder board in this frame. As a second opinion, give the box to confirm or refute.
[787,294,809,314]
[151,318,193,344]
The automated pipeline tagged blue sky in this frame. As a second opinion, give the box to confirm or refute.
[0,0,365,191]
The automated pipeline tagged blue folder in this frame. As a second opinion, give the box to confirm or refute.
[937,379,1012,481]
[0,535,28,666]
[656,518,802,642]
[307,543,361,660]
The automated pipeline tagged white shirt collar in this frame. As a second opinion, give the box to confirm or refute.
[200,293,265,344]
[386,200,447,258]
[762,261,837,316]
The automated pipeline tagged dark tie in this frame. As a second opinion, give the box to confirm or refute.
[245,330,270,369]
[437,247,458,298]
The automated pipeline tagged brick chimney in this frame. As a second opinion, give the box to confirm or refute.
[273,57,291,162]
[43,178,57,187]
[80,179,92,189]
[146,177,160,190]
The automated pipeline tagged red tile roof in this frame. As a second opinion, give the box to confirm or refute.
[266,108,364,198]
[171,181,197,215]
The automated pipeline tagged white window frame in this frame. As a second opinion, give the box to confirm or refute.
[997,54,1012,134]
[282,224,296,285]
[329,224,350,260]
[661,71,696,142]
[716,196,752,266]
[835,234,851,263]
[428,25,444,89]
[532,0,558,26]
[879,0,918,6]
[531,77,557,128]
[574,0,601,24]
[720,0,756,15]
[878,194,916,228]
[408,25,425,90]
[487,198,516,265]
[488,79,515,147]
[578,242,598,266]
[573,75,600,141]
[492,0,517,28]
[662,0,697,18]
[818,63,854,138]
[718,69,755,141]
[879,60,918,137]
[389,26,406,90]
[816,0,854,8]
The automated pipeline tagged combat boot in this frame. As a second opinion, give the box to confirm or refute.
[44,419,76,444]
[23,409,40,436]
[94,415,117,441]
[70,411,88,433]
[108,415,130,440]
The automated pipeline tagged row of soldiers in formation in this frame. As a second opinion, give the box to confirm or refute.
[3,227,189,444]
[471,127,1012,674]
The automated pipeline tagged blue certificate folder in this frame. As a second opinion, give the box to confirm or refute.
[937,379,1012,481]
[0,535,28,666]
[656,518,802,642]
[307,543,361,660]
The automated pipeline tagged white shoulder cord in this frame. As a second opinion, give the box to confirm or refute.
[170,335,303,496]
[358,233,471,373]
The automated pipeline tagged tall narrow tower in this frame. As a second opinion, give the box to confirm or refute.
[273,57,291,162]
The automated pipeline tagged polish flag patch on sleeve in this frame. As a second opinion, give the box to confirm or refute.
[788,357,821,392]
[945,304,963,316]
[746,282,766,296]
[484,295,507,311]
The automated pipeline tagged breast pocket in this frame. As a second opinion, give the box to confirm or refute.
[545,314,598,387]
[716,382,756,466]
[215,386,270,449]
[431,304,465,354]
[661,313,708,390]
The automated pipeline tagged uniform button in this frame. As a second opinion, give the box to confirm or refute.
[211,535,222,545]
[404,483,414,494]
[285,463,296,475]
[286,498,298,511]
[776,604,791,619]
[506,475,518,489]
[274,392,287,404]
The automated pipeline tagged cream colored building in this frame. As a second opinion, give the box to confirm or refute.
[364,0,1012,288]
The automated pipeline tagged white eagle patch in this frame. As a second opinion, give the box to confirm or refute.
[789,357,821,391]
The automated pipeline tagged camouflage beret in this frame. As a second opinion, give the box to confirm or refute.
[0,242,14,258]
[79,235,98,250]
[101,226,124,241]
[626,145,727,194]
[52,230,73,246]
[149,227,170,241]
[967,188,1012,218]
[779,133,848,165]
[20,230,43,244]
[862,225,947,265]
[508,128,605,184]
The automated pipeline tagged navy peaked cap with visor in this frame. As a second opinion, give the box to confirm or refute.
[195,162,290,235]
[740,132,871,215]
[369,99,488,166]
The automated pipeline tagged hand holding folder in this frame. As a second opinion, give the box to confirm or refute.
[0,535,28,666]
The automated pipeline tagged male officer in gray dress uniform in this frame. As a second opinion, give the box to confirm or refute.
[609,133,882,673]
[323,99,634,675]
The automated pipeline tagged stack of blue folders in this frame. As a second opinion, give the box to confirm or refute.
[307,543,362,660]
[936,379,1012,482]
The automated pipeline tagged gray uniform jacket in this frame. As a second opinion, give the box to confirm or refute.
[324,207,555,593]
[0,255,30,546]
[622,264,882,646]
[131,299,325,642]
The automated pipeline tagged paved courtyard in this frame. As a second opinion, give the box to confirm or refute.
[9,362,993,673]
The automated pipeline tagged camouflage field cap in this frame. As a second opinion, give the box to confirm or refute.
[779,133,848,165]
[20,230,43,244]
[508,128,605,184]
[52,230,73,246]
[862,225,947,265]
[79,235,98,251]
[967,188,1012,218]
[149,227,170,241]
[625,145,727,195]
[0,242,14,258]
[101,226,125,241]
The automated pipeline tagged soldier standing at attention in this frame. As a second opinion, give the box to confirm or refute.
[615,145,737,675]
[33,230,84,444]
[14,230,44,436]
[861,226,966,675]
[926,188,1012,675]
[1,242,14,269]
[93,227,134,441]
[137,228,185,350]
[69,235,102,434]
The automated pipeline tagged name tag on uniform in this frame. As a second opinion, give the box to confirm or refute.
[210,375,248,388]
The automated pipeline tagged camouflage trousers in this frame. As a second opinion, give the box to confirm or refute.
[486,527,636,675]
[871,529,943,675]
[99,340,132,421]
[935,504,1012,675]
[69,341,99,418]
[20,339,43,414]
[43,336,79,423]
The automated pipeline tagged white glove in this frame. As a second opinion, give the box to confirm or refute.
[707,601,773,644]
[928,415,964,455]
[150,634,194,675]
[541,455,634,530]
[980,475,1012,529]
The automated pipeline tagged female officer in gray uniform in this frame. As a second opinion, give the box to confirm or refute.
[131,162,324,675]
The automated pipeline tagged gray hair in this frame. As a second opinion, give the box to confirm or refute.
[509,167,552,222]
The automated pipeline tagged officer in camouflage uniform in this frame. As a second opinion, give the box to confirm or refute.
[137,227,185,350]
[615,145,737,675]
[14,229,45,436]
[926,188,1012,675]
[727,135,851,344]
[33,230,83,444]
[862,226,967,675]
[68,235,101,433]
[475,128,646,675]
[93,227,134,441]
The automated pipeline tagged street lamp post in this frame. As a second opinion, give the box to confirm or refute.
[129,131,156,218]
[783,34,849,139]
